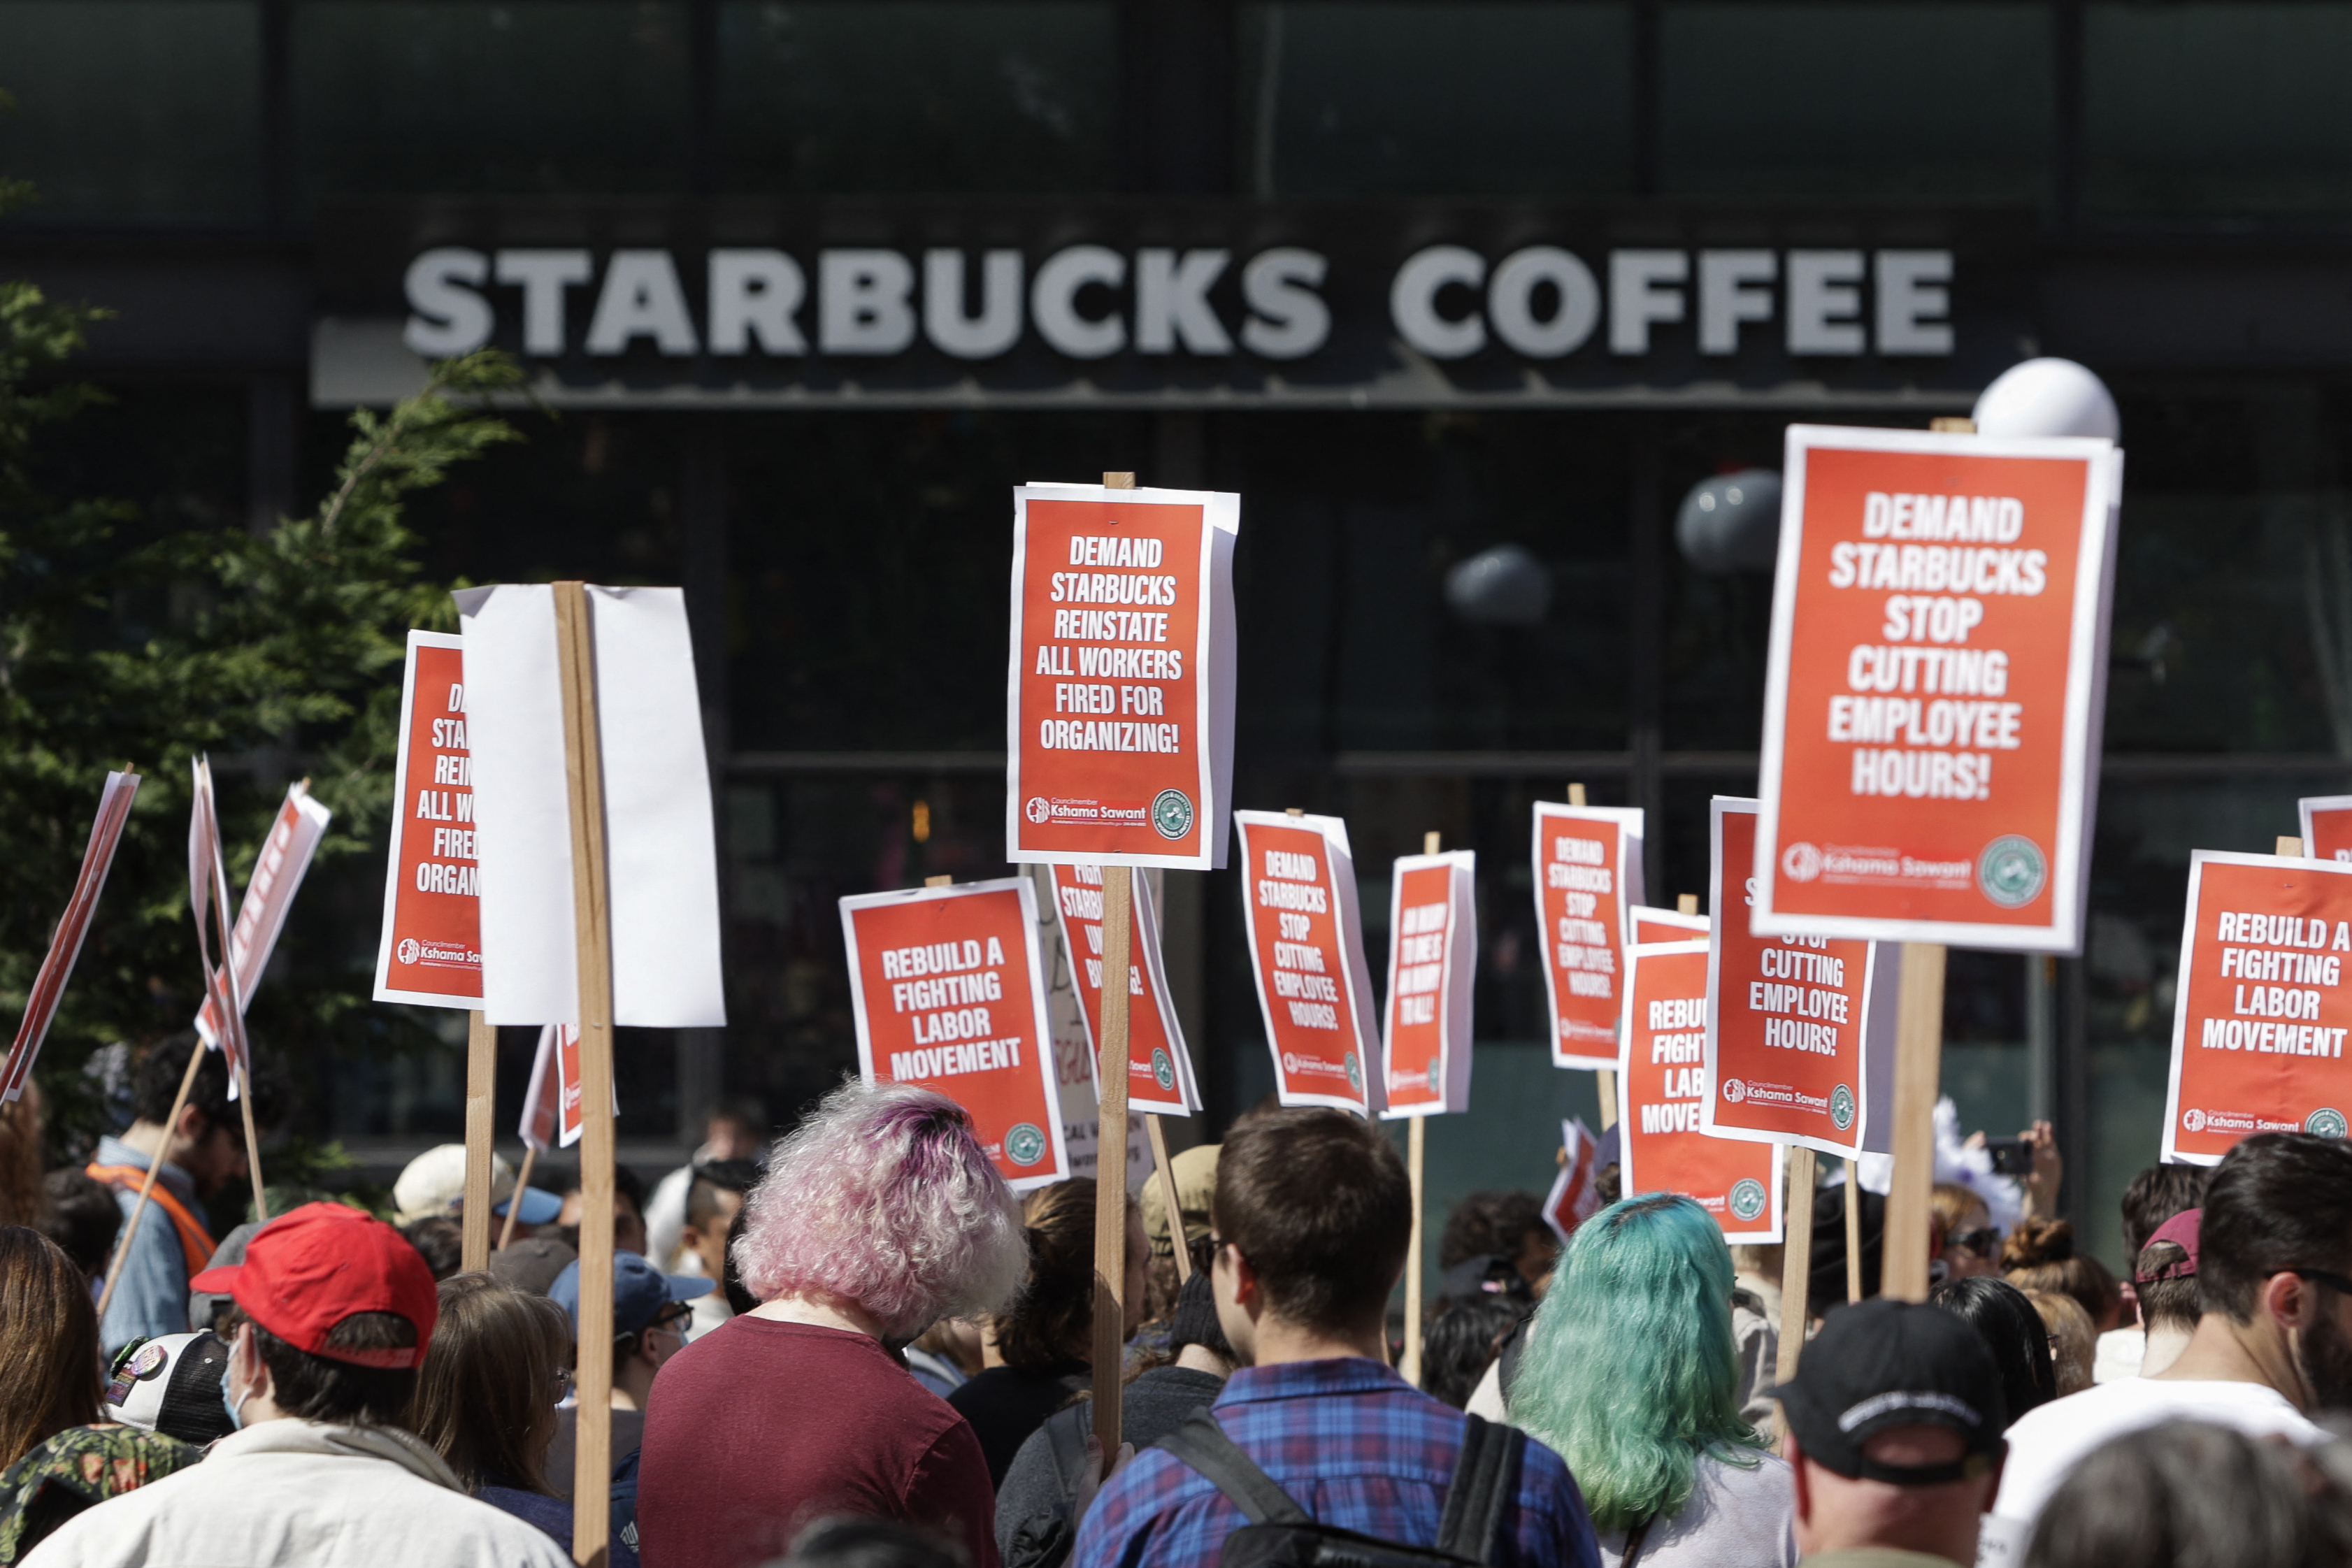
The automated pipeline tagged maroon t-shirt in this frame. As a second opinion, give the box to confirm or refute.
[636,1315,1000,1568]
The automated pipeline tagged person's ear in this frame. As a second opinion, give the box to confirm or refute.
[2263,1270,2314,1332]
[175,1102,210,1145]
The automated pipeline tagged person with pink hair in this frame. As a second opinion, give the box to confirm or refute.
[634,1079,1029,1568]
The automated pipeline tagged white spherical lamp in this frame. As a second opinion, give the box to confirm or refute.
[1970,357,2119,443]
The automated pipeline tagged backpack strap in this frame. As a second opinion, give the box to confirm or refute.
[1433,1416,1525,1566]
[1154,1412,1315,1527]
[1043,1400,1096,1501]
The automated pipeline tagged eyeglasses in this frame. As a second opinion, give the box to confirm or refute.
[1207,1234,1247,1266]
[2290,1268,2352,1297]
[1949,1228,2002,1257]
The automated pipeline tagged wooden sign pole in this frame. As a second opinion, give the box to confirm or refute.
[1881,942,1947,1302]
[1775,1146,1815,1383]
[1089,470,1140,1460]
[2281,835,2307,859]
[1147,1114,1191,1284]
[554,581,620,1568]
[1846,1158,1864,1303]
[498,1144,536,1253]
[461,1011,496,1272]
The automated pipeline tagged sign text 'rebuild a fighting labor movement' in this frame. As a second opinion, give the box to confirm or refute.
[1007,484,1238,871]
[2166,851,2352,1164]
[1755,425,2123,952]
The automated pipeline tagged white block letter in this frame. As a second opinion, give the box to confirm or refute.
[708,249,806,356]
[1488,246,1600,358]
[1391,246,1486,359]
[1876,250,1953,356]
[586,250,698,356]
[494,250,593,356]
[820,250,917,355]
[1788,250,1865,355]
[924,250,1023,359]
[1698,250,1776,355]
[1609,250,1687,355]
[1031,245,1126,359]
[403,247,492,356]
[1240,248,1330,359]
[1136,248,1232,354]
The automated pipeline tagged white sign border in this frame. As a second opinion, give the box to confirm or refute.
[1532,801,1647,1071]
[1235,809,1384,1117]
[373,630,477,1008]
[1379,849,1477,1121]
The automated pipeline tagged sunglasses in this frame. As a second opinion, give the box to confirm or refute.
[1948,1228,2002,1257]
[2292,1267,2352,1297]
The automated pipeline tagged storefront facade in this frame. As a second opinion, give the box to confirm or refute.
[8,0,2352,1256]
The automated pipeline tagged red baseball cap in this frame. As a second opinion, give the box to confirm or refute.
[190,1202,438,1369]
[2135,1208,2201,1284]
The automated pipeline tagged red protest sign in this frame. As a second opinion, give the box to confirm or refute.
[1704,798,1884,1159]
[1533,803,1646,1070]
[374,632,482,1006]
[187,757,252,1091]
[1755,426,2122,951]
[1005,483,1238,870]
[2302,797,2352,865]
[1047,863,1200,1115]
[1619,941,1783,1242]
[1381,851,1476,1117]
[521,1023,583,1151]
[1542,1116,1603,1244]
[196,782,331,1046]
[1235,811,1382,1116]
[2163,851,2352,1163]
[842,878,1068,1190]
[1633,905,1709,944]
[3,770,140,1103]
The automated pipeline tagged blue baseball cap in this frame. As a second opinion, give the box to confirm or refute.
[494,1185,565,1225]
[550,1251,715,1338]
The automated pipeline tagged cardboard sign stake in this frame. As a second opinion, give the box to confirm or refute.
[1571,784,1623,1131]
[461,1010,496,1272]
[1092,860,1134,1459]
[499,1142,536,1253]
[1147,1113,1190,1284]
[1846,1160,1864,1303]
[1776,1145,1816,1383]
[554,582,619,1568]
[1883,942,1947,1302]
[94,1042,207,1321]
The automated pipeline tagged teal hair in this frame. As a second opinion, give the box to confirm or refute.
[1503,1193,1765,1532]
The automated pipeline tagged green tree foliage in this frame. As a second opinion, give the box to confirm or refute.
[0,247,525,1169]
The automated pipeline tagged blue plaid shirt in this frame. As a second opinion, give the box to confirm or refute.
[1071,1357,1598,1568]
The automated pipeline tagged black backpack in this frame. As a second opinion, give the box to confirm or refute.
[1153,1410,1526,1568]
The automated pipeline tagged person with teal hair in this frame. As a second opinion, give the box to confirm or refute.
[1507,1194,1794,1568]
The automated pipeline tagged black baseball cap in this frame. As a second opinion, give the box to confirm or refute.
[1779,1298,2008,1485]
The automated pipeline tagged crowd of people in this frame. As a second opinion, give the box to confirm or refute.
[6,1040,2352,1568]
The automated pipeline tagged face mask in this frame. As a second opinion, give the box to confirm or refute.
[220,1378,247,1433]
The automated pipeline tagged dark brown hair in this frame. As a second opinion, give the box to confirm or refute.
[1437,1190,1545,1272]
[994,1180,1098,1371]
[2004,1217,2120,1328]
[408,1273,571,1494]
[2121,1163,2209,1259]
[2200,1133,2352,1325]
[0,1095,44,1230]
[0,1227,102,1469]
[1214,1107,1411,1336]
[251,1314,419,1428]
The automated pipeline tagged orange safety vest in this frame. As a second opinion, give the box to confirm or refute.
[86,1163,218,1279]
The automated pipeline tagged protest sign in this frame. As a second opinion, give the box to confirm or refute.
[1005,482,1239,870]
[1235,810,1382,1116]
[521,1023,585,1151]
[2302,797,2352,865]
[3,770,140,1103]
[842,877,1068,1191]
[1633,905,1709,944]
[374,631,482,1007]
[1048,863,1200,1116]
[1753,424,2123,951]
[2162,850,2352,1164]
[1380,850,1477,1117]
[196,782,331,1046]
[455,584,725,1029]
[1704,798,1886,1160]
[1533,803,1647,1069]
[186,758,267,1223]
[1542,1116,1604,1244]
[1619,940,1784,1242]
[1032,867,1153,1187]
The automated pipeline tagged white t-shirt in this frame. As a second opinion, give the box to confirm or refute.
[1992,1376,2324,1526]
[1592,1452,1795,1568]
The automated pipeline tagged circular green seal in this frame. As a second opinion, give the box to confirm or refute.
[1830,1084,1857,1131]
[1344,1051,1363,1091]
[1004,1122,1047,1166]
[1978,835,2047,909]
[1728,1179,1769,1223]
[1152,1047,1176,1092]
[1151,789,1196,841]
[1426,1058,1444,1096]
[2309,1108,2349,1139]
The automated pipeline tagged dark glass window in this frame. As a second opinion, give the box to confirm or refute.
[1661,3,2053,203]
[2087,3,2352,218]
[0,1,261,225]
[1238,3,1634,196]
[294,2,692,202]
[717,3,1117,193]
